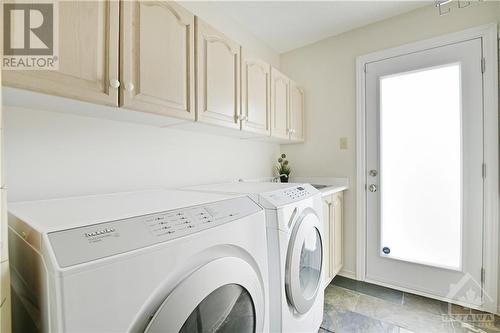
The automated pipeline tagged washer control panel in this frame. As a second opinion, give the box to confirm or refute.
[48,196,261,268]
[283,186,310,200]
[260,184,318,208]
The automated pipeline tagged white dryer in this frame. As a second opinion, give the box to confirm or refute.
[182,183,324,333]
[8,189,269,333]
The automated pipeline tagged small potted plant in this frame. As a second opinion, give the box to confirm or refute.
[276,154,291,183]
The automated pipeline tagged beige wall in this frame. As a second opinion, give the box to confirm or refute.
[4,106,279,202]
[280,1,499,285]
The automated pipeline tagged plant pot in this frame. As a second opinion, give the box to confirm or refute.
[280,175,289,183]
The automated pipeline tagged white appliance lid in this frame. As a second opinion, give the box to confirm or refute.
[182,182,320,209]
[8,189,240,232]
[182,182,302,195]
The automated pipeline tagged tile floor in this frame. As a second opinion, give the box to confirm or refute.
[320,276,500,333]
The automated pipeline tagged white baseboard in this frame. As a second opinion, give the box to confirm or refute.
[337,269,356,280]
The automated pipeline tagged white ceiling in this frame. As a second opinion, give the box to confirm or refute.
[215,1,431,53]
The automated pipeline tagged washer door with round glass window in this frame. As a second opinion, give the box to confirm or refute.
[145,257,264,333]
[285,208,323,314]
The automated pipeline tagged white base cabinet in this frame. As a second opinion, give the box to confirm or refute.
[323,191,344,288]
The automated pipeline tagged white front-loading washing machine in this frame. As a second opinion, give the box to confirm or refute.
[182,183,324,333]
[8,189,269,333]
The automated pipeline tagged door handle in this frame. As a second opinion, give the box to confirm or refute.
[368,184,377,192]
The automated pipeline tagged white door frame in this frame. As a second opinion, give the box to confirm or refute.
[355,23,498,314]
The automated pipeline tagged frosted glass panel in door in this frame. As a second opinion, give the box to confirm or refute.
[379,64,462,270]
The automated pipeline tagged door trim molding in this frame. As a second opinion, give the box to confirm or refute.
[355,23,498,313]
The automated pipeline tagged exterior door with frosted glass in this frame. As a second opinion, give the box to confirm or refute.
[365,38,484,305]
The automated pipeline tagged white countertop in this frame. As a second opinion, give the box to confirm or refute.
[290,176,349,196]
[231,176,349,197]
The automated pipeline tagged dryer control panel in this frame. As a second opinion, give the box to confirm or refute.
[47,196,261,268]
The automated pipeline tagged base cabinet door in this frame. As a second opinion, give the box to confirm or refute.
[270,68,290,140]
[290,81,305,142]
[332,192,344,275]
[2,0,120,106]
[196,18,240,129]
[120,1,195,119]
[322,191,344,288]
[322,195,333,287]
[241,52,271,135]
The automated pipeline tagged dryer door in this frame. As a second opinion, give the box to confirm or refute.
[144,257,264,333]
[285,208,323,314]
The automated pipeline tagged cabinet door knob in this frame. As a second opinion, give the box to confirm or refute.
[109,79,120,89]
[124,82,134,92]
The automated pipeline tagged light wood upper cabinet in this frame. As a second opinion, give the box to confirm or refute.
[2,1,120,106]
[196,18,240,129]
[241,52,271,135]
[290,81,305,142]
[2,2,306,141]
[271,68,290,140]
[120,1,195,119]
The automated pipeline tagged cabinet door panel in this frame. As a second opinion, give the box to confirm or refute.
[290,81,305,142]
[241,53,270,135]
[2,1,119,106]
[271,68,289,139]
[332,192,344,275]
[322,196,332,287]
[0,260,11,333]
[197,19,240,128]
[121,1,195,119]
